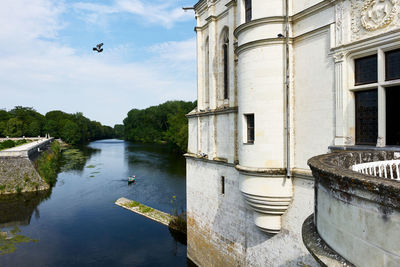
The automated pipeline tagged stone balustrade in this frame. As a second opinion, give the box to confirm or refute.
[303,150,400,266]
[352,160,400,180]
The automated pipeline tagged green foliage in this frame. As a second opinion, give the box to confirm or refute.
[126,201,140,208]
[0,227,38,255]
[0,139,30,151]
[114,124,124,138]
[169,195,187,234]
[138,205,154,213]
[122,100,196,152]
[5,118,24,137]
[34,141,61,186]
[0,106,114,144]
[0,140,15,150]
[27,121,41,137]
[60,120,80,145]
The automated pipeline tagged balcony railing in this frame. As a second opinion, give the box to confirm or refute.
[352,160,400,180]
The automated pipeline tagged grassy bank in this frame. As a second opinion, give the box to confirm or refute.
[34,141,61,186]
[0,139,32,151]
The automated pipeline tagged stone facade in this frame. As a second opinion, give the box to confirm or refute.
[187,0,400,266]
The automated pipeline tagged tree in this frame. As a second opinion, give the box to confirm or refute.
[114,124,125,138]
[123,100,196,152]
[5,118,24,137]
[61,120,81,145]
[27,121,41,137]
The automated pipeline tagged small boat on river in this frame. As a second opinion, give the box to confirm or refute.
[128,175,136,183]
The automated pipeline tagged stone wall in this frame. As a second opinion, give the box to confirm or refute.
[187,158,317,267]
[0,157,49,194]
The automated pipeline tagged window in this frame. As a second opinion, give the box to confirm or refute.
[245,114,254,143]
[385,49,400,81]
[386,86,400,145]
[352,50,400,146]
[245,0,252,23]
[221,30,229,100]
[355,90,378,145]
[221,176,225,195]
[205,38,210,106]
[223,42,228,99]
[355,55,377,85]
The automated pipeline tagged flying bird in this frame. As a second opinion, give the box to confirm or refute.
[93,43,104,53]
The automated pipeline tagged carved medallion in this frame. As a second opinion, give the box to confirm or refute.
[361,0,399,31]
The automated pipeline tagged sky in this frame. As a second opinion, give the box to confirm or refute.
[0,0,198,126]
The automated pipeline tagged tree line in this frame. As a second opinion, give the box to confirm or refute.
[0,106,114,145]
[119,100,196,152]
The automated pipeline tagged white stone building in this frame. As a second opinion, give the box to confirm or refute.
[185,0,400,266]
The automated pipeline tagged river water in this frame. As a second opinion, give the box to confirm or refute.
[0,140,189,266]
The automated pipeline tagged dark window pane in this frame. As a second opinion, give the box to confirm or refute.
[245,0,252,22]
[355,90,377,145]
[386,86,400,145]
[355,55,377,85]
[223,43,228,99]
[386,49,400,81]
[246,114,254,143]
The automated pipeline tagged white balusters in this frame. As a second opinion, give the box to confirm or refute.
[352,160,400,180]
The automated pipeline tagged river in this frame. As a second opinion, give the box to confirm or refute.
[0,139,190,266]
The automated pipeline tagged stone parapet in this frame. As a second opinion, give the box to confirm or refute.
[306,151,400,266]
[0,138,54,159]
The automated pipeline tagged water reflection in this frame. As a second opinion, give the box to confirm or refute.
[0,190,51,228]
[0,191,50,255]
[125,143,186,178]
[60,146,100,173]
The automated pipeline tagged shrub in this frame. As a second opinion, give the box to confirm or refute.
[0,140,15,150]
[35,141,61,186]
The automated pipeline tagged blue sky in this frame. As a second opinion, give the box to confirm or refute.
[0,0,197,126]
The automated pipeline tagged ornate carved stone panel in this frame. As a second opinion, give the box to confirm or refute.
[351,0,400,41]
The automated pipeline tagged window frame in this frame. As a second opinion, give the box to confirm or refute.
[385,48,400,81]
[245,0,252,23]
[348,47,400,147]
[244,113,255,144]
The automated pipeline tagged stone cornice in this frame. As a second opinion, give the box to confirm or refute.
[292,0,336,22]
[225,0,236,8]
[235,164,287,176]
[194,0,207,10]
[234,17,286,38]
[235,38,292,56]
[293,24,330,43]
[205,15,218,22]
[186,106,238,118]
[330,29,400,54]
[184,153,235,167]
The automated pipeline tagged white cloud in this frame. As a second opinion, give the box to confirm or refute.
[149,38,196,62]
[0,0,196,126]
[73,0,193,28]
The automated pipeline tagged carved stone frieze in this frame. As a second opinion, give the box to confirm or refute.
[336,1,345,46]
[351,0,400,41]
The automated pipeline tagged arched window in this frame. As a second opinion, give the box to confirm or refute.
[204,38,209,107]
[221,30,229,100]
[245,0,252,22]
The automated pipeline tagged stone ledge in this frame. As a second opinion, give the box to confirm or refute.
[184,153,235,167]
[186,106,238,118]
[302,214,354,267]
